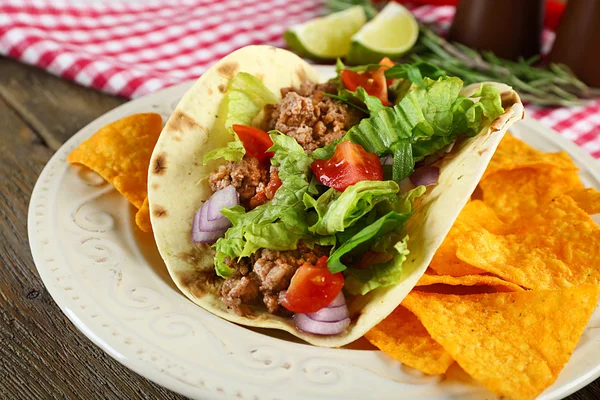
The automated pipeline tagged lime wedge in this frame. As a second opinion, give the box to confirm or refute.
[284,6,367,60]
[346,3,419,65]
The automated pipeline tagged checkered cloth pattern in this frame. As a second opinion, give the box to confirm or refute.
[1,0,598,158]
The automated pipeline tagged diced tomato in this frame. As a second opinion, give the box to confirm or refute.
[357,251,394,269]
[232,124,274,163]
[311,141,383,192]
[378,57,395,86]
[282,256,344,314]
[265,169,282,198]
[341,68,389,106]
[249,169,282,209]
[378,57,395,69]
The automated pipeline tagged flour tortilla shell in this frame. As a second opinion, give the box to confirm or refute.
[148,45,525,347]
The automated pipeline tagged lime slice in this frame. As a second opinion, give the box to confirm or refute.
[346,3,419,65]
[284,6,367,60]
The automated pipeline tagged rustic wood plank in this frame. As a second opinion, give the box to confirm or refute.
[0,96,184,400]
[0,57,126,151]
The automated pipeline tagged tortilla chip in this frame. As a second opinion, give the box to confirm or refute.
[135,197,152,232]
[567,187,600,215]
[429,222,485,277]
[416,273,524,292]
[480,167,584,226]
[483,133,578,179]
[67,113,163,209]
[429,201,505,277]
[403,285,599,400]
[456,195,600,289]
[365,306,454,375]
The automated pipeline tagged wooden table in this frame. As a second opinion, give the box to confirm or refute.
[0,56,598,400]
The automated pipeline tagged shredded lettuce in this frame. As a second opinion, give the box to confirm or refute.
[303,180,399,236]
[327,211,411,273]
[335,184,424,288]
[345,77,504,181]
[384,61,446,85]
[203,72,278,164]
[345,235,410,295]
[213,134,329,277]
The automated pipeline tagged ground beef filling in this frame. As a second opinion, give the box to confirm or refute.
[208,158,278,209]
[220,244,330,315]
[264,81,362,153]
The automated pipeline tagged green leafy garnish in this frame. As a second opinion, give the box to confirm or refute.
[328,211,411,273]
[213,134,322,277]
[304,180,399,236]
[345,235,410,295]
[346,76,504,181]
[203,72,278,164]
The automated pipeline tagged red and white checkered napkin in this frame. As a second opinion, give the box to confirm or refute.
[1,1,598,158]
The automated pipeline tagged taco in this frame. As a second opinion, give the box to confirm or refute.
[148,45,524,347]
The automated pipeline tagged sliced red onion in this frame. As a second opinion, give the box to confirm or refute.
[328,292,346,307]
[400,177,416,192]
[293,292,350,335]
[207,185,239,221]
[380,155,393,165]
[294,314,351,335]
[192,226,226,244]
[410,166,440,187]
[198,202,231,231]
[442,141,455,153]
[421,153,442,166]
[307,304,349,322]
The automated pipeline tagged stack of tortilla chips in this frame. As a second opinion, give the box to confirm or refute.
[366,134,600,400]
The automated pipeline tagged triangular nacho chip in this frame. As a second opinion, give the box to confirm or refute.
[135,197,153,232]
[67,113,162,209]
[416,273,523,293]
[479,167,584,226]
[429,200,505,276]
[567,187,600,215]
[365,306,454,375]
[403,285,599,400]
[483,134,577,179]
[456,195,600,289]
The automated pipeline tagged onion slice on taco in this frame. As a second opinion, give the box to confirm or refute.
[148,45,524,347]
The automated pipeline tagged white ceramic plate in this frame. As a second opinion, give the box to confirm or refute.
[29,66,600,400]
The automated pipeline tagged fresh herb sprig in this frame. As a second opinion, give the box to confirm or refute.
[413,26,600,107]
[325,0,379,19]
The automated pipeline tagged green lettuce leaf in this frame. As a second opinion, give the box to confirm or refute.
[203,72,278,164]
[345,77,505,181]
[328,211,411,273]
[304,180,400,236]
[325,86,384,116]
[384,61,446,86]
[203,139,245,163]
[213,134,315,277]
[345,235,410,295]
[226,72,278,128]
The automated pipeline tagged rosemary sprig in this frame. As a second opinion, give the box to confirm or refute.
[325,0,379,19]
[413,26,600,107]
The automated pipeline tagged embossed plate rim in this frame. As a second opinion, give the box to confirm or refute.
[29,65,600,400]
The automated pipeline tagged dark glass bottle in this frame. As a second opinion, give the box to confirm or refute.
[548,0,600,87]
[448,0,545,60]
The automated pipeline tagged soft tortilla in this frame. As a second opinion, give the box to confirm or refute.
[148,45,524,347]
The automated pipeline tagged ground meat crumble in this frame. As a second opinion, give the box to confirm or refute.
[264,81,362,153]
[220,244,330,315]
[209,158,279,209]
